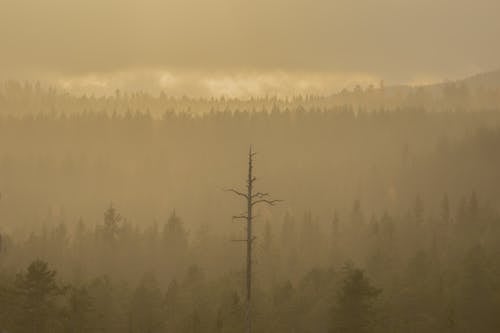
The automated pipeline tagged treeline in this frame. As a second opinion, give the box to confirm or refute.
[1,76,500,117]
[0,258,380,333]
[1,107,500,235]
[1,192,500,332]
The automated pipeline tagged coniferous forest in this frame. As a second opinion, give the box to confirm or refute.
[3,1,500,331]
[1,78,500,332]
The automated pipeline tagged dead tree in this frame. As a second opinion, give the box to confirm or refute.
[0,193,2,254]
[227,146,281,333]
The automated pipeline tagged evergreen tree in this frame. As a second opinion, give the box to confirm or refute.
[64,285,93,333]
[350,200,364,226]
[103,204,122,241]
[129,273,165,333]
[163,210,188,258]
[215,291,244,333]
[14,260,64,333]
[165,279,183,332]
[331,265,381,333]
[458,245,498,332]
[87,276,120,332]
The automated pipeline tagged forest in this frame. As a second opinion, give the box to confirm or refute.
[1,78,500,332]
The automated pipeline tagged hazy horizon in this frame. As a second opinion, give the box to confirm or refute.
[2,0,500,97]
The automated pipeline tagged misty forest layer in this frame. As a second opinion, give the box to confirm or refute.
[1,80,500,332]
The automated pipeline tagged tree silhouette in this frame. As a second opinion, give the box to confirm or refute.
[15,260,64,332]
[227,146,281,333]
[103,204,122,241]
[129,273,165,333]
[331,265,381,333]
[163,210,188,257]
[64,285,93,333]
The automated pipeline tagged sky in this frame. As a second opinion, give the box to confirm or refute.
[1,0,499,96]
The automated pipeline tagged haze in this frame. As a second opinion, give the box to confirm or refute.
[1,0,499,96]
[1,1,500,333]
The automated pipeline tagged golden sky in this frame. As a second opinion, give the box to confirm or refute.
[1,0,499,95]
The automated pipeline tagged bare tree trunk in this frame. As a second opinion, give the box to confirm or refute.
[246,147,253,333]
[227,146,281,333]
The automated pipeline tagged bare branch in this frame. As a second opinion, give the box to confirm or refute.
[234,214,259,220]
[246,177,257,185]
[225,188,248,199]
[252,199,282,207]
[252,192,269,199]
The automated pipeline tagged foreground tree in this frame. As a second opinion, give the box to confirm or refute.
[64,285,93,333]
[129,273,165,333]
[331,265,381,333]
[227,146,281,333]
[14,259,64,332]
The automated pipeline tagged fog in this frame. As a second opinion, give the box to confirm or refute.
[2,0,500,93]
[1,77,500,331]
[1,1,500,332]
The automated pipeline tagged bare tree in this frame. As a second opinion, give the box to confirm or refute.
[0,193,2,254]
[226,146,281,333]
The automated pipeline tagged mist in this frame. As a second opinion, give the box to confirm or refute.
[1,1,500,333]
[2,0,500,90]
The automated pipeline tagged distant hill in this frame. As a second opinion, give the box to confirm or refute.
[376,69,500,102]
[461,69,500,89]
[383,69,500,93]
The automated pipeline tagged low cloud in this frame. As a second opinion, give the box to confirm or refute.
[52,70,380,97]
[0,0,499,89]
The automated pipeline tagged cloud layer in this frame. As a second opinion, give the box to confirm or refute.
[53,70,379,97]
[1,0,499,93]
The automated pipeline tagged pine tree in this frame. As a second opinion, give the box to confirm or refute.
[129,273,165,333]
[64,285,93,333]
[103,204,122,241]
[163,210,188,257]
[164,279,183,332]
[350,200,364,226]
[331,265,381,333]
[14,260,64,333]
